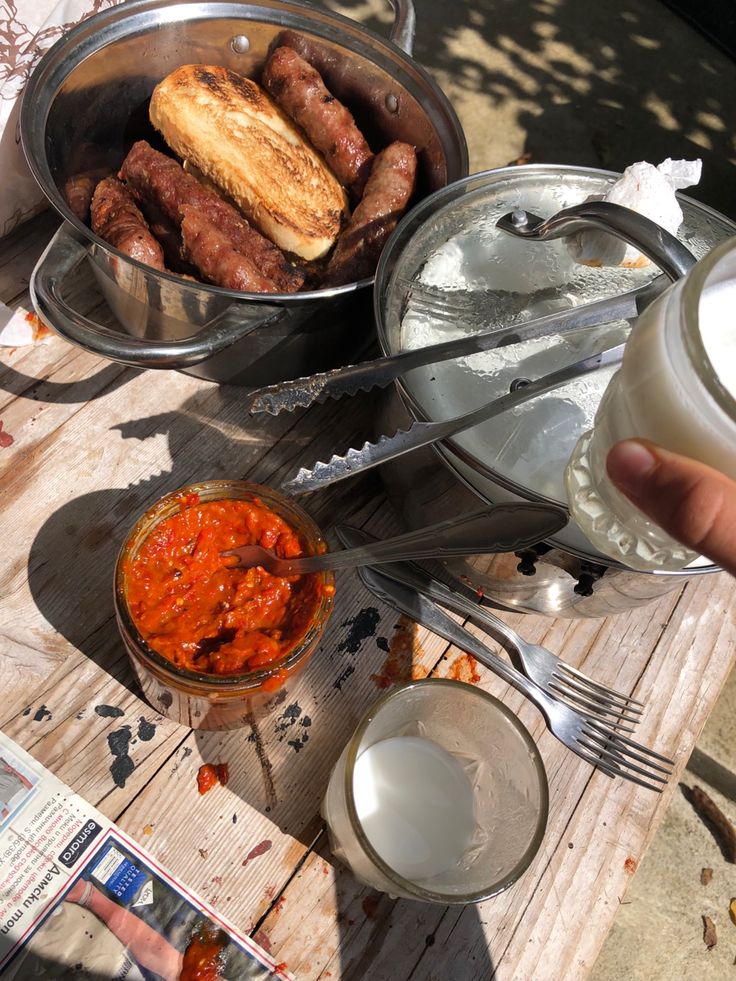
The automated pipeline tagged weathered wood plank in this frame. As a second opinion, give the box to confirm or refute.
[255,572,734,980]
[1,178,734,981]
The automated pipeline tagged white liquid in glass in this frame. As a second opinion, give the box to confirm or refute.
[700,282,736,399]
[352,736,476,881]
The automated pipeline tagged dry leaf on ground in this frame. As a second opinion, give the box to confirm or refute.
[703,914,717,949]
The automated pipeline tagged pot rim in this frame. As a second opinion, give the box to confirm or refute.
[20,0,469,302]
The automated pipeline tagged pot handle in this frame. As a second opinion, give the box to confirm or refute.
[386,0,416,55]
[31,223,284,369]
[497,201,696,281]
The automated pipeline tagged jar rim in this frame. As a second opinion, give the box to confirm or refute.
[114,479,334,690]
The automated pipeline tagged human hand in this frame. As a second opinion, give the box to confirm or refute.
[65,879,93,907]
[606,439,736,576]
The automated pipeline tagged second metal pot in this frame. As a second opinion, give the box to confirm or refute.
[373,165,736,616]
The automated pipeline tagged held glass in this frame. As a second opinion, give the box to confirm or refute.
[565,237,736,571]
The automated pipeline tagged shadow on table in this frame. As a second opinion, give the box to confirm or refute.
[330,867,496,981]
[26,382,385,840]
[337,0,736,218]
[25,385,277,695]
[0,360,138,403]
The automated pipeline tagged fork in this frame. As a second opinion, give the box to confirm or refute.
[358,561,673,792]
[400,277,551,328]
[336,528,643,731]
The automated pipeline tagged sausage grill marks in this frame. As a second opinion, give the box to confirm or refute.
[324,141,417,286]
[90,45,419,293]
[262,46,375,200]
[119,141,304,293]
[179,206,280,294]
[90,177,165,271]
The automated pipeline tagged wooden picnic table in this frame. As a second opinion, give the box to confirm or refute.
[0,209,734,981]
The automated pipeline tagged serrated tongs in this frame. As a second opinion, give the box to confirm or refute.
[248,201,695,418]
[279,202,696,495]
[282,340,625,493]
[249,276,663,415]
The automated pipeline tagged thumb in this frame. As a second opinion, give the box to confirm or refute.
[606,439,736,576]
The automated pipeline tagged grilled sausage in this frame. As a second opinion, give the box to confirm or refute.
[119,141,304,292]
[262,46,374,199]
[179,206,280,293]
[90,177,165,270]
[64,172,107,222]
[323,141,417,286]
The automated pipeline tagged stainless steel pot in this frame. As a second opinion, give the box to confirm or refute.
[22,0,467,385]
[374,165,736,617]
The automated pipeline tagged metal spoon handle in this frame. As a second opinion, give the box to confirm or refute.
[336,522,528,651]
[282,503,567,574]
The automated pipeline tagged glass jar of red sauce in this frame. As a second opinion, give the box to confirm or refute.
[114,480,334,729]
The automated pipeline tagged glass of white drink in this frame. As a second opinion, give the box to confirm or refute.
[322,679,548,903]
[565,237,736,571]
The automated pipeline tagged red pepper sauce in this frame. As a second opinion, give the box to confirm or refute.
[124,495,325,675]
[197,762,229,795]
[180,926,228,981]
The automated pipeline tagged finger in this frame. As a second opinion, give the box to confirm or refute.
[606,439,736,576]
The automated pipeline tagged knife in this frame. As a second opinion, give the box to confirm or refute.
[247,276,665,416]
[281,339,625,494]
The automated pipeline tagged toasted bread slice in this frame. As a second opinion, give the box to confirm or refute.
[149,65,348,260]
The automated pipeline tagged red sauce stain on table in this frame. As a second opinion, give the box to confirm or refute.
[361,894,381,918]
[242,838,272,866]
[0,421,14,449]
[447,653,481,684]
[24,310,52,341]
[253,929,272,954]
[180,926,228,981]
[370,616,427,689]
[197,762,229,795]
[124,495,326,675]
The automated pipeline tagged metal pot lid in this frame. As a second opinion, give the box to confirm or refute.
[375,164,736,563]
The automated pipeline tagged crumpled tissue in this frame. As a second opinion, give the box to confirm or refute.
[567,158,702,268]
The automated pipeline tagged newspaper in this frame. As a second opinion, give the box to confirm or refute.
[0,731,292,980]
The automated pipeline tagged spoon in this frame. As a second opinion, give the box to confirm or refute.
[222,502,568,575]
